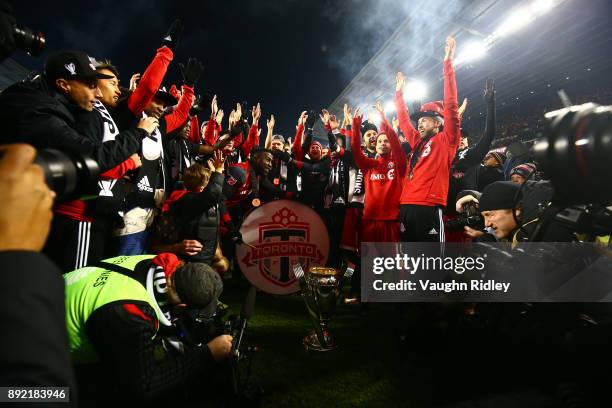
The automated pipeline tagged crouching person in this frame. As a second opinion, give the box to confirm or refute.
[64,253,233,404]
[152,151,228,273]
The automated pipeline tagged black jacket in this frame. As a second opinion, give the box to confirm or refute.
[0,75,145,172]
[171,172,224,264]
[0,252,76,396]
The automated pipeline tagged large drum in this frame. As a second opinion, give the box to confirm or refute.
[236,200,330,294]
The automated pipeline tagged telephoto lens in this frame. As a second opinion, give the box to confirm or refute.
[34,149,100,201]
[13,26,45,57]
[533,103,612,204]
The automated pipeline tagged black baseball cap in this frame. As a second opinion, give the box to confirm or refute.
[44,51,113,83]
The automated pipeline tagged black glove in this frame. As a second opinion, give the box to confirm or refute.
[161,19,184,51]
[305,110,317,131]
[227,222,243,245]
[327,132,338,153]
[179,57,204,88]
[272,149,291,163]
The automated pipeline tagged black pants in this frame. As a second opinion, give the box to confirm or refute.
[399,204,445,242]
[327,205,345,269]
[44,214,109,272]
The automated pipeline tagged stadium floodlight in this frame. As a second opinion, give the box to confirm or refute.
[455,41,488,65]
[496,7,536,37]
[404,80,427,102]
[384,100,396,113]
[531,0,555,15]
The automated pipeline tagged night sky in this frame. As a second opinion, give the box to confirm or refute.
[11,0,612,139]
[11,0,405,138]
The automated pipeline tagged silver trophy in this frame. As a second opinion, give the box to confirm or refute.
[293,263,354,351]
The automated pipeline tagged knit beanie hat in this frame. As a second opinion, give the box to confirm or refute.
[510,163,537,180]
[487,151,506,166]
[479,181,522,211]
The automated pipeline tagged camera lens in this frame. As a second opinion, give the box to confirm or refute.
[34,149,100,201]
[13,26,46,57]
[533,104,612,204]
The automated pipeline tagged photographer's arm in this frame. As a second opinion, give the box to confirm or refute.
[85,302,227,400]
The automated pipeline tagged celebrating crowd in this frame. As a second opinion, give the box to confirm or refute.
[0,14,593,405]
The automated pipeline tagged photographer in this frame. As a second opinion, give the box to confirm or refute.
[64,253,233,403]
[457,181,575,242]
[0,144,76,394]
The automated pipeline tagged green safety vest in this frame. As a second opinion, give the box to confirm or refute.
[64,255,160,364]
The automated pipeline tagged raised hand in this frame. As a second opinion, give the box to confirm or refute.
[329,114,339,130]
[161,19,184,51]
[396,72,406,92]
[342,104,353,128]
[458,98,468,120]
[353,107,363,128]
[211,94,218,115]
[228,110,237,127]
[267,114,275,130]
[374,100,388,124]
[392,116,399,131]
[319,109,331,125]
[215,109,224,125]
[179,58,204,87]
[297,110,308,126]
[235,103,242,121]
[129,73,140,91]
[208,149,225,173]
[251,103,261,125]
[444,36,456,61]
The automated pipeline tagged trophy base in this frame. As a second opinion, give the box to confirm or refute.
[303,330,336,352]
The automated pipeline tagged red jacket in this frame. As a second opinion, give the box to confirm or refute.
[127,46,174,117]
[395,59,460,207]
[351,116,406,221]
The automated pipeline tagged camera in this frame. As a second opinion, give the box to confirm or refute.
[533,103,612,205]
[447,191,485,232]
[34,149,100,201]
[13,25,45,57]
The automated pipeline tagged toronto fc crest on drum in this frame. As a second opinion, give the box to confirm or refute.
[236,200,330,295]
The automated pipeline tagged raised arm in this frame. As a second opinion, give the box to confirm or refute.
[164,58,203,134]
[350,109,378,171]
[241,103,261,157]
[292,111,307,160]
[264,114,275,149]
[441,36,460,149]
[394,72,420,148]
[375,101,407,178]
[127,20,182,115]
[460,79,497,168]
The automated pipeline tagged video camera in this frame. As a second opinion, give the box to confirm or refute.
[173,286,263,404]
